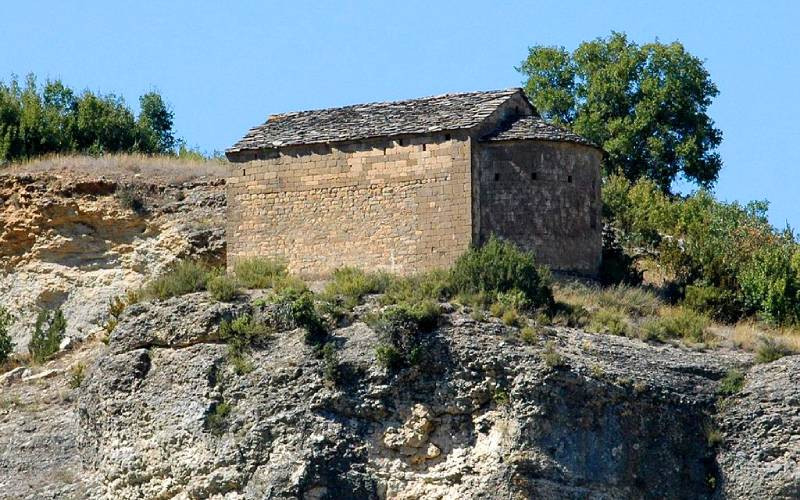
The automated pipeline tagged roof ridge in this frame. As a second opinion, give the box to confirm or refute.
[268,88,523,121]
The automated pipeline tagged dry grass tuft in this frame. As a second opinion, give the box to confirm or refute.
[3,153,227,184]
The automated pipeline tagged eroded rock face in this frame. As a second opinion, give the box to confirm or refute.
[76,293,796,500]
[716,357,800,499]
[0,172,225,351]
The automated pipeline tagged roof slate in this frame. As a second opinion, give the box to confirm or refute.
[227,89,522,152]
[480,115,596,147]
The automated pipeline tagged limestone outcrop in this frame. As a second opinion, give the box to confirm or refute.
[0,169,225,352]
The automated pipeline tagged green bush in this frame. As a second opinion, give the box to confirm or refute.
[520,326,539,344]
[450,236,552,309]
[0,307,15,365]
[371,302,439,372]
[321,343,341,383]
[67,362,86,389]
[641,308,711,343]
[274,289,328,345]
[589,308,629,336]
[208,275,240,302]
[755,337,791,364]
[596,285,661,318]
[684,284,745,323]
[29,308,66,363]
[205,401,232,435]
[233,257,288,289]
[541,341,565,369]
[143,260,218,300]
[718,369,745,396]
[321,267,391,309]
[381,269,451,307]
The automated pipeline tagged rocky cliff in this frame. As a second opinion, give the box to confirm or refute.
[1,163,798,499]
[0,163,225,351]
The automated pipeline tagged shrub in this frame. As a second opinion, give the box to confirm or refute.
[233,257,288,289]
[718,369,745,396]
[205,401,232,435]
[274,289,328,345]
[589,308,629,336]
[321,267,391,309]
[381,269,451,306]
[541,341,565,369]
[596,285,661,318]
[502,308,520,327]
[375,343,404,371]
[143,260,218,300]
[115,184,146,214]
[67,362,86,389]
[29,308,66,363]
[0,307,15,365]
[208,275,239,302]
[321,343,341,383]
[641,308,711,343]
[755,337,791,364]
[520,326,539,344]
[684,284,744,323]
[371,302,438,372]
[219,313,272,367]
[550,302,590,328]
[450,236,552,308]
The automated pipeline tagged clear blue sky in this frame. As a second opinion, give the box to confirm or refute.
[2,1,798,228]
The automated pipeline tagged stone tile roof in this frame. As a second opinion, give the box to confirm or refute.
[227,89,522,152]
[481,115,596,147]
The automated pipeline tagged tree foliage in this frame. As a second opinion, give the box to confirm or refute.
[518,32,722,191]
[0,74,175,163]
[604,174,800,325]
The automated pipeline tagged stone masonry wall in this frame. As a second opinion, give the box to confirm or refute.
[226,133,472,277]
[474,140,602,274]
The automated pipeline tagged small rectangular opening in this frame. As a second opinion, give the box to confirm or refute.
[531,172,538,180]
[242,169,246,176]
[422,144,426,152]
[494,173,500,181]
[398,138,404,146]
[444,133,451,141]
[568,175,573,183]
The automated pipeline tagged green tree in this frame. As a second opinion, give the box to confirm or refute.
[518,32,722,191]
[137,91,175,154]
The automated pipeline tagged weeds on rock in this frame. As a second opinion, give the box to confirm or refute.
[143,260,220,300]
[589,308,629,336]
[208,274,240,302]
[321,267,392,309]
[640,308,711,343]
[718,369,745,396]
[67,362,86,389]
[0,307,15,365]
[755,337,791,363]
[219,313,272,375]
[233,257,287,289]
[275,289,328,346]
[520,326,539,344]
[541,341,565,369]
[321,342,341,383]
[29,307,66,364]
[372,303,438,372]
[115,184,146,214]
[205,401,232,435]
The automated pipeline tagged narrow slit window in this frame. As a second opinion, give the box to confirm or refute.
[422,144,427,152]
[444,133,451,141]
[494,173,500,181]
[398,138,404,146]
[531,172,538,180]
[568,175,573,183]
[242,169,246,176]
